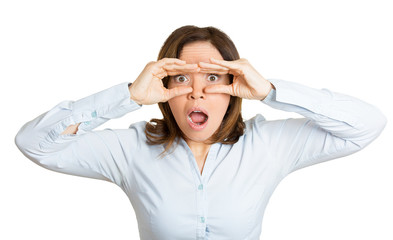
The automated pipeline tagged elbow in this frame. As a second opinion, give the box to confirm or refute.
[15,123,44,164]
[368,108,387,139]
[378,112,388,132]
[352,108,387,149]
[15,125,30,156]
[15,128,53,170]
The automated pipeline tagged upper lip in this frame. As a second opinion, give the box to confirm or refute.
[187,106,209,117]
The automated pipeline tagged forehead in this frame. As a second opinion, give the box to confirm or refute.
[179,41,223,64]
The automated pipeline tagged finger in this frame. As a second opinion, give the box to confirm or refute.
[157,58,186,67]
[174,59,187,65]
[151,66,169,79]
[204,84,234,96]
[166,69,200,76]
[198,61,229,71]
[209,58,244,74]
[152,71,167,80]
[163,63,199,71]
[165,86,193,101]
[164,64,201,76]
[198,68,230,75]
[155,66,200,79]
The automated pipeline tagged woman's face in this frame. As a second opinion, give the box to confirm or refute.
[167,41,231,144]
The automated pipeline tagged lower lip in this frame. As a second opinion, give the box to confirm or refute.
[187,116,208,131]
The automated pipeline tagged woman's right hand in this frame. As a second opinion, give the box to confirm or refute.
[129,58,199,105]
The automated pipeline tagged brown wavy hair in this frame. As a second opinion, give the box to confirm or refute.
[145,25,245,157]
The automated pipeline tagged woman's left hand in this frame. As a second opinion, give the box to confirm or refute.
[198,58,274,100]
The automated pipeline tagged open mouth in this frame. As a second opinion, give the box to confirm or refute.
[186,107,209,130]
[188,111,209,125]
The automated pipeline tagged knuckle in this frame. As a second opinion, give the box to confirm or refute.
[164,89,171,100]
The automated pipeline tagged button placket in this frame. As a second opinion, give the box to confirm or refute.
[182,138,219,239]
[196,144,219,239]
[196,180,206,239]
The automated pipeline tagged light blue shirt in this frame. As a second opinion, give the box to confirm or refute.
[15,79,386,240]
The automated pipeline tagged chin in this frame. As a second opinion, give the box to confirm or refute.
[177,115,224,144]
[183,132,211,143]
[182,124,220,144]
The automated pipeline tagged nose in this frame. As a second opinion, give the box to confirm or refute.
[188,78,206,100]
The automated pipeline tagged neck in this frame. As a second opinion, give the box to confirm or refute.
[184,138,212,157]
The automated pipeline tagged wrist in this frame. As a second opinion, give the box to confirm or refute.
[128,82,143,106]
[260,81,275,101]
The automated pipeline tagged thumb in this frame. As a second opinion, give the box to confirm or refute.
[204,84,234,95]
[165,86,193,100]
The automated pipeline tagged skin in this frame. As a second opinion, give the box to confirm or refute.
[167,41,231,166]
[62,40,274,174]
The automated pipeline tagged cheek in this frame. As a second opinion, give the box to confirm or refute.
[168,97,185,118]
[167,99,176,116]
[210,94,231,115]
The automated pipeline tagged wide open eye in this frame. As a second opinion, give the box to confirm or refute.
[207,74,219,82]
[173,75,189,83]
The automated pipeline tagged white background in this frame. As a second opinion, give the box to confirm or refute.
[1,0,392,239]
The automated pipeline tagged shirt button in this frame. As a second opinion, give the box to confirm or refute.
[198,184,203,190]
[200,217,205,223]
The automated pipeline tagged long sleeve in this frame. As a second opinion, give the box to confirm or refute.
[14,82,142,184]
[258,78,387,176]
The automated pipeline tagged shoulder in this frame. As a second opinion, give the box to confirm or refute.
[243,114,307,141]
[99,120,148,144]
[128,120,149,132]
[126,120,148,140]
[242,114,269,143]
[244,113,267,133]
[244,114,307,131]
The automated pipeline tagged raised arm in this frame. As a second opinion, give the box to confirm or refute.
[258,78,387,175]
[15,58,200,184]
[14,82,143,183]
[198,57,386,176]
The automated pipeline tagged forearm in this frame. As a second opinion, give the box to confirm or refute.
[16,82,142,155]
[258,78,386,174]
[60,82,142,135]
[263,78,387,147]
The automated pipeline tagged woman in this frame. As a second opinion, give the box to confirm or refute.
[15,25,386,240]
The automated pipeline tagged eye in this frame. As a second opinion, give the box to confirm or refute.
[207,74,219,82]
[173,75,189,83]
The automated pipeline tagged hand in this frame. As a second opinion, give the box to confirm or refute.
[198,58,274,100]
[129,58,199,105]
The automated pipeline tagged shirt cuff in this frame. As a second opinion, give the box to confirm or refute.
[70,82,142,132]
